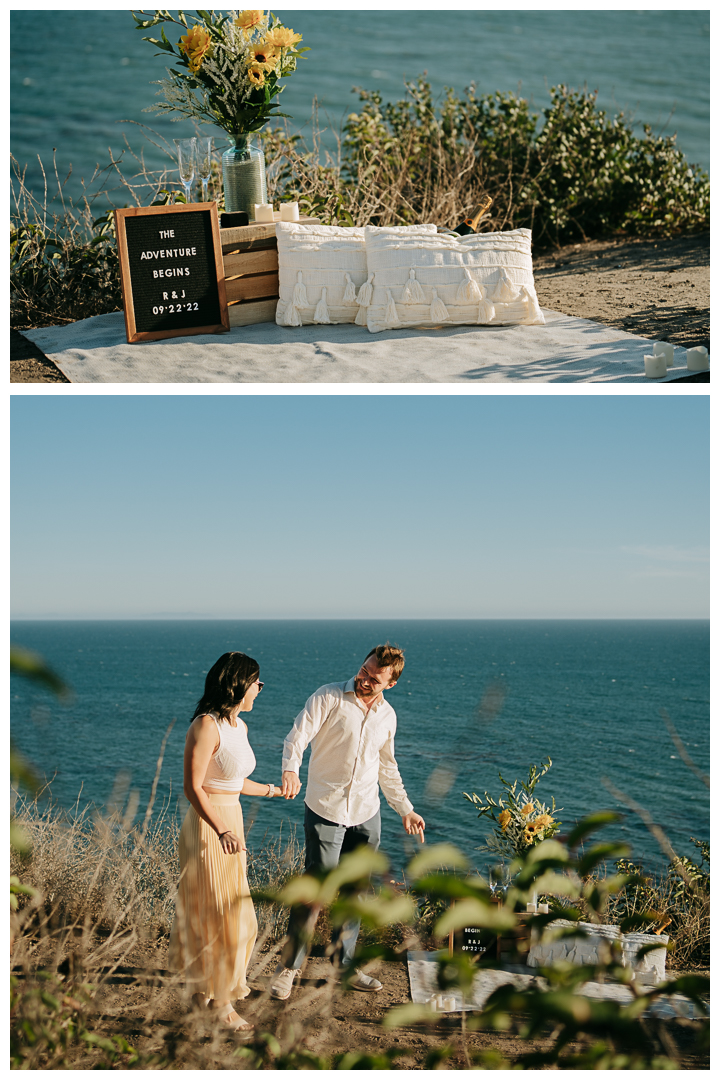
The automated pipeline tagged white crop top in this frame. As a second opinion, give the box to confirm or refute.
[202,715,257,792]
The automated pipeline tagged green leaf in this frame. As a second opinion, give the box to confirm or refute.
[10,645,70,698]
[382,1003,434,1029]
[434,897,516,938]
[407,843,467,881]
[337,894,416,928]
[578,842,631,877]
[566,811,623,848]
[275,875,321,906]
[619,913,659,933]
[319,847,388,902]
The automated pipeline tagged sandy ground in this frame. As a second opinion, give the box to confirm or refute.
[17,935,708,1070]
[10,231,709,384]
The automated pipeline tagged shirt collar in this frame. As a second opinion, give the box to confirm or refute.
[343,677,384,711]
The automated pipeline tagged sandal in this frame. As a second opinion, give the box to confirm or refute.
[215,1002,254,1033]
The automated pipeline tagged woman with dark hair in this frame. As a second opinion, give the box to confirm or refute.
[168,652,284,1032]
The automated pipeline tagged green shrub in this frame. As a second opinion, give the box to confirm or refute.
[333,78,710,245]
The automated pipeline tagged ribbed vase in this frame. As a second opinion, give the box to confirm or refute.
[221,134,267,215]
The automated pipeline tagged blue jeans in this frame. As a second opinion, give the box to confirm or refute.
[282,804,382,969]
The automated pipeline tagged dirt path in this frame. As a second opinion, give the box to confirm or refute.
[10,232,709,384]
[34,939,706,1070]
[533,231,709,355]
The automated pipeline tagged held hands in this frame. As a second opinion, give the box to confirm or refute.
[281,770,302,799]
[218,829,246,855]
[402,811,426,843]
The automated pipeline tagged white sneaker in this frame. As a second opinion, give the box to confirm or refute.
[346,970,383,992]
[270,963,301,1000]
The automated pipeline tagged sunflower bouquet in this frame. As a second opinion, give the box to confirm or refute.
[133,10,308,137]
[464,758,562,860]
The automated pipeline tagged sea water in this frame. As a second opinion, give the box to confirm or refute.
[11,9,710,211]
[10,619,709,877]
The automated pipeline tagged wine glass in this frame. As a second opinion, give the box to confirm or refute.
[196,136,213,202]
[174,137,196,203]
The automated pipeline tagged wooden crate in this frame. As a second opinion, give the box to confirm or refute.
[220,212,321,328]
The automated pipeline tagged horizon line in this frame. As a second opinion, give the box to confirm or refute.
[10,615,709,622]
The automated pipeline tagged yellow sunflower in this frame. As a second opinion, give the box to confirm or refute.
[235,10,265,35]
[498,809,511,832]
[524,821,540,834]
[249,40,279,71]
[178,25,213,74]
[521,803,534,817]
[265,25,302,49]
[535,813,554,828]
[522,828,534,845]
[247,64,266,87]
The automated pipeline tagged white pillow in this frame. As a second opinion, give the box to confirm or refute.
[275,222,366,326]
[275,222,436,327]
[363,225,545,333]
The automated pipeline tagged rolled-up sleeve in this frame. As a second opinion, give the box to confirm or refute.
[282,688,329,775]
[378,728,414,817]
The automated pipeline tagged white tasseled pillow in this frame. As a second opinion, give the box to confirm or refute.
[275,222,437,327]
[363,226,545,333]
[275,222,368,326]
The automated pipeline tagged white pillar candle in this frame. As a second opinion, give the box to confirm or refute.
[653,341,674,367]
[279,201,300,222]
[644,353,667,379]
[539,903,549,914]
[526,902,537,913]
[686,346,709,371]
[254,203,274,223]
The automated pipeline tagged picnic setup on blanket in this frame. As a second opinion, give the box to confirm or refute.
[25,9,708,382]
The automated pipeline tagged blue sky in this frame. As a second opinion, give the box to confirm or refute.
[11,395,709,619]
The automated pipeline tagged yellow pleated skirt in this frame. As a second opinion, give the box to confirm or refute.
[168,794,257,1001]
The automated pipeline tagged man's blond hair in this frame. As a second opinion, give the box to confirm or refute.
[364,643,405,682]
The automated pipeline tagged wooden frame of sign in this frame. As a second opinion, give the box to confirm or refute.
[114,203,229,343]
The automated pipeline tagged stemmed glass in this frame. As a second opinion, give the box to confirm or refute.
[174,137,197,203]
[489,862,510,901]
[196,137,213,202]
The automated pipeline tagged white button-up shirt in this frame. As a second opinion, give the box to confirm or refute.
[282,678,414,827]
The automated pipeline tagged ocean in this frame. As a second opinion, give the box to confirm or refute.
[10,619,709,877]
[10,9,710,211]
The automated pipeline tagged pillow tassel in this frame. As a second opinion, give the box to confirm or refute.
[402,267,425,304]
[354,304,368,326]
[386,292,400,327]
[314,286,331,324]
[343,272,357,304]
[493,268,517,302]
[430,288,449,323]
[519,284,543,322]
[282,301,302,327]
[456,267,481,304]
[357,272,375,307]
[292,271,309,309]
[476,285,495,324]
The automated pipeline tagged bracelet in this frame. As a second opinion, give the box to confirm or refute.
[266,784,275,798]
[218,830,230,839]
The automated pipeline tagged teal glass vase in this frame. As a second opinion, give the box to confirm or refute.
[221,134,267,215]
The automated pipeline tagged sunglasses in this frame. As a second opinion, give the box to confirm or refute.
[256,680,264,691]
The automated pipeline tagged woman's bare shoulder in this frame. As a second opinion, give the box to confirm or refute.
[188,713,219,737]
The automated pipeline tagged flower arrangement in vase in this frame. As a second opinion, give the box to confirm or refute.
[464,757,562,862]
[133,9,308,213]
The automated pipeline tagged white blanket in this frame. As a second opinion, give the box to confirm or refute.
[22,308,688,383]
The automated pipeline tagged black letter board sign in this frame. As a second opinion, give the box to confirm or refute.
[114,203,229,343]
[454,926,495,958]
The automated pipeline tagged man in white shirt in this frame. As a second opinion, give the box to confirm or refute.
[270,644,425,999]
